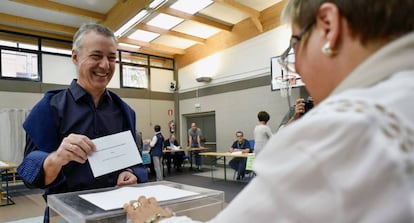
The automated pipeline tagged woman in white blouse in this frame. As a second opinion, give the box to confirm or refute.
[124,0,414,222]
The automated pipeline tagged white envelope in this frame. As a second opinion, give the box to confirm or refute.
[89,130,142,177]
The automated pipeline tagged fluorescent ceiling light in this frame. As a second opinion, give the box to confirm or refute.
[118,43,141,49]
[147,13,184,30]
[149,0,167,9]
[170,0,213,14]
[114,9,149,37]
[128,29,160,42]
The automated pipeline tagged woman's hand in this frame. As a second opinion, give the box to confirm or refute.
[124,196,174,223]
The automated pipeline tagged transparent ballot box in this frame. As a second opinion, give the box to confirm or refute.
[48,181,224,223]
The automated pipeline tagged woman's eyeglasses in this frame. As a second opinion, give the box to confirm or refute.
[277,23,314,73]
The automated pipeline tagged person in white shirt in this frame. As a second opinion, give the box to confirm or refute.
[253,111,272,155]
[124,0,414,222]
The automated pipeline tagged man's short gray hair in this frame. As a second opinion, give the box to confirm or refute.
[72,23,117,52]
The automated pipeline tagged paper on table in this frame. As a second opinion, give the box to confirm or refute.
[79,185,200,210]
[172,146,181,150]
[231,151,242,155]
[0,161,9,167]
[89,130,142,178]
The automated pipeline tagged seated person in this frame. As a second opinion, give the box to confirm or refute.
[229,131,252,180]
[164,134,184,173]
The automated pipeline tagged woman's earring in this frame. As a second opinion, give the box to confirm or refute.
[321,42,336,56]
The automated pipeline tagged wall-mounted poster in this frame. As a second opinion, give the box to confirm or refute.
[270,55,304,91]
[122,65,148,88]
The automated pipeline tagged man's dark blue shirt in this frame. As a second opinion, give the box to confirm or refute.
[17,80,147,221]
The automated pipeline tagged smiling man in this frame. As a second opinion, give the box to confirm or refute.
[17,23,147,223]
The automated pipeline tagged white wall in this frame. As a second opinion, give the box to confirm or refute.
[124,98,174,140]
[0,91,42,109]
[178,25,291,92]
[150,68,175,92]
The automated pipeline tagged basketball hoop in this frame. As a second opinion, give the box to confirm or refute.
[274,74,297,98]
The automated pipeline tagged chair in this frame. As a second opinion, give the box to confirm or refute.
[182,155,190,167]
[248,140,255,151]
[232,169,255,181]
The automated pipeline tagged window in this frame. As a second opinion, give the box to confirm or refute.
[122,65,148,88]
[121,52,148,65]
[0,31,38,50]
[1,50,39,80]
[41,39,72,55]
[150,56,174,69]
[0,31,40,81]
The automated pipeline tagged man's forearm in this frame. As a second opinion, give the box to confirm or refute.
[43,152,63,185]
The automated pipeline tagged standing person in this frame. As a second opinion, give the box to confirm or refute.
[228,131,252,180]
[188,122,203,171]
[135,131,143,152]
[124,0,414,222]
[253,111,272,155]
[164,134,184,173]
[149,124,164,181]
[16,23,147,223]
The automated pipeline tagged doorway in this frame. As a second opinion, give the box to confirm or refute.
[185,112,216,164]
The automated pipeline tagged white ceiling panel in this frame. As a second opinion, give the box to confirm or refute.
[128,30,160,42]
[152,35,197,49]
[147,13,184,30]
[170,0,213,15]
[200,3,248,24]
[173,20,221,39]
[236,0,283,11]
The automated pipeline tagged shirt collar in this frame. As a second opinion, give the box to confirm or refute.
[69,79,113,103]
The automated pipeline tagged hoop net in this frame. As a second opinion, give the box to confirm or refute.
[274,74,297,97]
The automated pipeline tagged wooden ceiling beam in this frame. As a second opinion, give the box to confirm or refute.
[135,24,206,44]
[120,37,185,55]
[101,0,151,31]
[0,24,72,41]
[214,0,263,32]
[158,7,232,32]
[10,0,104,21]
[0,13,77,36]
[137,49,174,59]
